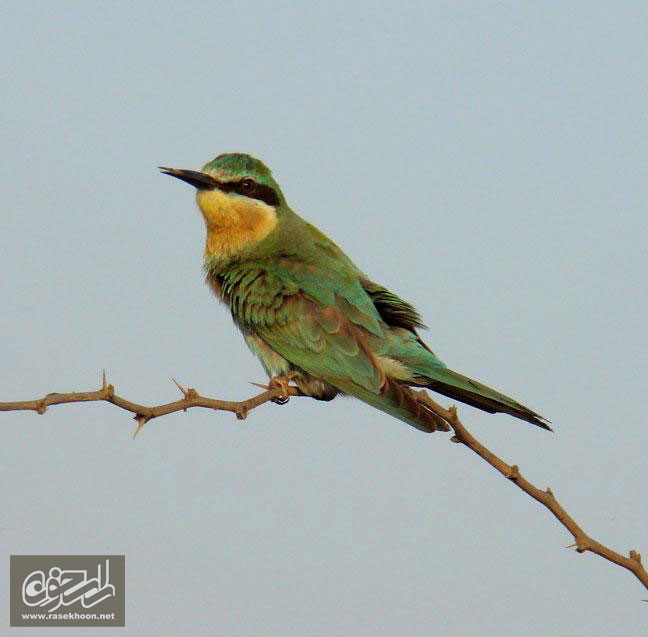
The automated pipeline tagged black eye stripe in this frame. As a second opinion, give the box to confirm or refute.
[220,180,280,207]
[253,184,280,207]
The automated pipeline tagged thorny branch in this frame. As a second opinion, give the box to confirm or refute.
[0,370,302,438]
[414,390,648,593]
[1,371,646,593]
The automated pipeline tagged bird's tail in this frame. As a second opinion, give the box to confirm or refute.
[422,367,551,430]
[329,368,550,433]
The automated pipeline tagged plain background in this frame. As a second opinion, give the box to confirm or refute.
[1,2,646,635]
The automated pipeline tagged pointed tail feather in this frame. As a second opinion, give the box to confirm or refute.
[423,368,551,431]
[325,369,550,433]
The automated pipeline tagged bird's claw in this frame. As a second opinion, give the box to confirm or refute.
[268,372,299,404]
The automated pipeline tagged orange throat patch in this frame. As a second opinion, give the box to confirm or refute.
[196,188,277,258]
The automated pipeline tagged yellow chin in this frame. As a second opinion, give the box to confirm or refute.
[196,189,277,257]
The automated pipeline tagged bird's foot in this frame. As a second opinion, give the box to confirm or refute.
[268,372,299,404]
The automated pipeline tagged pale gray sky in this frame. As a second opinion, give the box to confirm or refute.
[1,2,647,635]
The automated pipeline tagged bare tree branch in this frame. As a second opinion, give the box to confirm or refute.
[414,390,648,592]
[1,372,646,592]
[0,370,302,438]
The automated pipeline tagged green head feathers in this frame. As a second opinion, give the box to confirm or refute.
[201,153,285,207]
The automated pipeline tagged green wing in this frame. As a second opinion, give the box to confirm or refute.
[220,259,382,388]
[221,261,446,432]
[256,291,446,432]
[258,293,383,392]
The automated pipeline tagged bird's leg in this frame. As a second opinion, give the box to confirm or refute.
[268,371,299,404]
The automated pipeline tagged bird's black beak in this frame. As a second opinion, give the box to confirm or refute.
[159,167,221,191]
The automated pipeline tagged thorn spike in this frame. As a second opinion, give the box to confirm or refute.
[172,377,188,398]
[132,415,148,439]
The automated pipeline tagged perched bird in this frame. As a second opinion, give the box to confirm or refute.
[160,153,550,433]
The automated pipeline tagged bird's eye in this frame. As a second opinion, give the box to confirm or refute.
[240,178,257,194]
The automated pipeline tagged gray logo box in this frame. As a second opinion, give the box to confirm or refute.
[10,555,125,627]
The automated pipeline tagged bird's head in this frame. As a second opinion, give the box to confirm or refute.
[160,153,286,260]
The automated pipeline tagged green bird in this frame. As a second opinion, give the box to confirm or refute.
[160,153,550,433]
